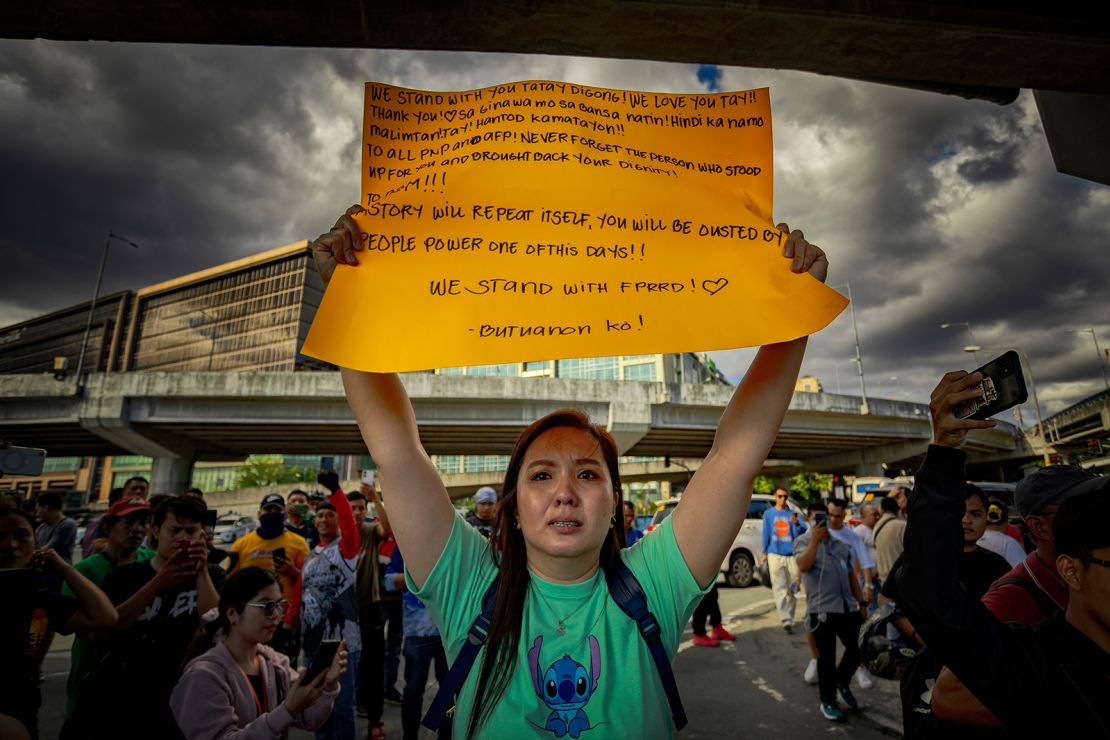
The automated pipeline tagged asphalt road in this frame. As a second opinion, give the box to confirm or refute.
[37,579,903,739]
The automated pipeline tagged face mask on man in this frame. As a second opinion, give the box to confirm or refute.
[258,511,286,539]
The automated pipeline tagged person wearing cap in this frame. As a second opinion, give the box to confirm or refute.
[931,461,1099,728]
[896,370,1110,738]
[228,493,311,664]
[59,496,154,731]
[464,486,498,538]
[977,499,1026,567]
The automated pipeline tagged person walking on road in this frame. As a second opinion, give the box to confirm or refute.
[761,487,805,632]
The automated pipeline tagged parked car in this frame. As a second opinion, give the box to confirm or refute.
[648,494,806,587]
[216,513,256,544]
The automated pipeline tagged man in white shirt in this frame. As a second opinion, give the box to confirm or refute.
[977,499,1026,567]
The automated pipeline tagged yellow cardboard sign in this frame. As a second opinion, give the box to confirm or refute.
[302,81,847,372]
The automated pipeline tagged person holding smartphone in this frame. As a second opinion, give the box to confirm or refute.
[172,568,347,739]
[91,496,226,739]
[794,504,868,723]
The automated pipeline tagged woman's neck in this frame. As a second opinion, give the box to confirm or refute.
[224,630,260,673]
[525,549,601,584]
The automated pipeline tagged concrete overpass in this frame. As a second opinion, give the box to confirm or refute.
[1,371,1029,491]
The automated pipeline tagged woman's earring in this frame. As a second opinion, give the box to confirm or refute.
[610,516,617,528]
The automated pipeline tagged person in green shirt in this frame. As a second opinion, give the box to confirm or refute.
[61,496,154,726]
[311,206,831,738]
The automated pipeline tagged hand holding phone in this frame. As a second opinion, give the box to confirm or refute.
[953,351,1028,420]
[303,640,341,685]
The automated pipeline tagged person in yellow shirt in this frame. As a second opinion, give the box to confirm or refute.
[228,494,310,662]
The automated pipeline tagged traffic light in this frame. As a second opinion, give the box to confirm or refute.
[1049,453,1064,465]
[1089,438,1104,456]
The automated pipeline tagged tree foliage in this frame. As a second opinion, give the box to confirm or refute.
[235,455,316,488]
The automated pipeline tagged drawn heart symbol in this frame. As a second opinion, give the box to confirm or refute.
[442,110,457,123]
[702,278,728,296]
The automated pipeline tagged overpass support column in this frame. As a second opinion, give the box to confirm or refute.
[854,462,885,477]
[151,456,194,495]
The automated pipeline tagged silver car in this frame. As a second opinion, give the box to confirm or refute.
[649,493,806,587]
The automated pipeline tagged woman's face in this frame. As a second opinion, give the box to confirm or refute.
[230,582,284,645]
[515,427,617,581]
[0,513,35,569]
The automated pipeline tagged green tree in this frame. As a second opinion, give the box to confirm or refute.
[235,455,317,488]
[785,472,833,504]
[752,475,776,495]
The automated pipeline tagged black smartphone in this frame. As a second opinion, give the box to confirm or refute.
[814,512,828,527]
[303,640,341,684]
[205,510,218,529]
[272,547,286,564]
[954,350,1029,420]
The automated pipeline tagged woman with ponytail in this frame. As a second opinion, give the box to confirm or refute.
[171,567,347,739]
[312,205,830,737]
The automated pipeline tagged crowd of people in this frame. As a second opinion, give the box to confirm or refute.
[2,208,1106,739]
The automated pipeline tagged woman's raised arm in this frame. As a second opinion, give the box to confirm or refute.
[669,225,828,586]
[313,206,456,587]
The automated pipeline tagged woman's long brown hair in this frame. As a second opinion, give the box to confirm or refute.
[466,409,625,738]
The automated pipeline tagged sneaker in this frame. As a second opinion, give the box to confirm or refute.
[709,625,736,641]
[855,666,875,690]
[820,702,846,722]
[782,620,793,634]
[804,658,818,685]
[691,634,720,648]
[369,723,386,740]
[837,683,859,711]
[383,688,403,705]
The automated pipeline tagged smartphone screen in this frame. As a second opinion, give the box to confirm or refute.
[954,350,1029,420]
[272,547,286,564]
[814,512,828,527]
[304,640,341,684]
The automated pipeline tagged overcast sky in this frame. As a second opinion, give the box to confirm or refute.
[1,40,1107,421]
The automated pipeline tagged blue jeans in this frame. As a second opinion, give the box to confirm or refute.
[382,599,403,691]
[314,648,360,740]
[401,635,449,740]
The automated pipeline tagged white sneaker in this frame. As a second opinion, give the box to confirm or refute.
[855,666,875,690]
[804,658,819,685]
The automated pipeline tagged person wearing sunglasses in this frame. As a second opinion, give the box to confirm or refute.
[172,567,347,739]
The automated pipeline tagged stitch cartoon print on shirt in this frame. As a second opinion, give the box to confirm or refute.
[528,635,601,738]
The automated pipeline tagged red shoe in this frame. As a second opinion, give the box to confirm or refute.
[369,723,386,740]
[692,634,720,647]
[710,625,736,641]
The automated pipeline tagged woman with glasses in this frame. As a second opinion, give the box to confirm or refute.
[171,567,347,739]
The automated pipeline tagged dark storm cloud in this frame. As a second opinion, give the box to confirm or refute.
[1,43,1106,416]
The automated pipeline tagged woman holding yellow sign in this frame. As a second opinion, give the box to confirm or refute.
[312,203,828,739]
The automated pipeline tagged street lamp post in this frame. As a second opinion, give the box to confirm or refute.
[74,230,139,392]
[966,345,1050,465]
[1071,327,1110,391]
[834,357,859,395]
[942,321,981,363]
[832,282,869,414]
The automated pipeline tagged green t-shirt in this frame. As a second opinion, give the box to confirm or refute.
[408,514,707,739]
[62,547,156,718]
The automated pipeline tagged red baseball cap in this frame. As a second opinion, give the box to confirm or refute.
[107,496,151,518]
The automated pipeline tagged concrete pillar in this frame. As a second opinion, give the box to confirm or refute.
[151,456,194,495]
[854,462,885,477]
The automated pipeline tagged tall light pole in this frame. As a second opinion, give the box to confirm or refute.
[74,230,139,392]
[834,357,859,395]
[942,321,980,363]
[832,282,869,414]
[1071,327,1110,391]
[967,345,1050,465]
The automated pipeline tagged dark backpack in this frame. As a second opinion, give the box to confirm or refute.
[422,558,687,731]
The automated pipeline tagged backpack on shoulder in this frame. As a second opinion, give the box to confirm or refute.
[422,558,688,731]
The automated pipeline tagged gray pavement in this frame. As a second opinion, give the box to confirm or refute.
[37,579,902,739]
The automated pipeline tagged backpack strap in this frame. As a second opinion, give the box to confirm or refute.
[605,559,688,731]
[987,576,1061,619]
[421,578,499,731]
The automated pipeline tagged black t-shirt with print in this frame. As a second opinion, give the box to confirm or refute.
[101,560,226,692]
